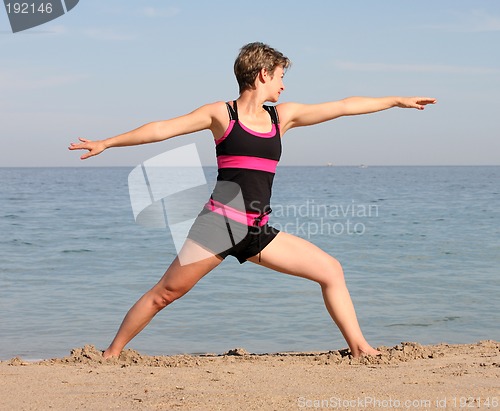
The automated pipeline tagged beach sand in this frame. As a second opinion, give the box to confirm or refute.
[1,341,498,410]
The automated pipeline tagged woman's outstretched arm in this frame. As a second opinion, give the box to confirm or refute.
[68,102,222,160]
[277,96,436,134]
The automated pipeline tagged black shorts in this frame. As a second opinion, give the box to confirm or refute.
[187,209,279,264]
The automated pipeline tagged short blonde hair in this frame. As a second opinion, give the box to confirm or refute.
[234,42,291,93]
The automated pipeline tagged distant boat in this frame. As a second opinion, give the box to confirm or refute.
[359,164,368,168]
[326,162,333,167]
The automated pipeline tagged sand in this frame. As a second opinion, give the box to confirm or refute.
[1,341,498,410]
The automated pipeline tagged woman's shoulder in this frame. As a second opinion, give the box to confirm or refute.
[199,101,233,138]
[189,101,230,120]
[199,101,231,117]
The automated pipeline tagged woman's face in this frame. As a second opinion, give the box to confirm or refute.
[267,66,285,102]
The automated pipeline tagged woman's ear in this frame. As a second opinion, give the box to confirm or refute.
[258,67,269,84]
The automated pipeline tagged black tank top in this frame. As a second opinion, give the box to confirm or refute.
[211,100,282,217]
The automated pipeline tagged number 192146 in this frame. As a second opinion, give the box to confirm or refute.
[5,3,53,14]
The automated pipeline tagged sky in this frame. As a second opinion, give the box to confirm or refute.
[1,0,499,167]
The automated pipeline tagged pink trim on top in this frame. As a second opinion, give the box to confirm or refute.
[205,199,269,226]
[214,120,236,145]
[217,155,278,173]
[238,122,276,138]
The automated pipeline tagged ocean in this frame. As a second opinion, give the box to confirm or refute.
[1,166,499,360]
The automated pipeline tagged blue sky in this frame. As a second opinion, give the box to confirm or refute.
[1,0,499,166]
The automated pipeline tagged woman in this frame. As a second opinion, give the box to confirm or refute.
[69,42,436,358]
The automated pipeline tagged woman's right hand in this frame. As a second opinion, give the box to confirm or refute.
[68,138,107,160]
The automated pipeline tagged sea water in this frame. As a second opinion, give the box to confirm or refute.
[0,166,499,360]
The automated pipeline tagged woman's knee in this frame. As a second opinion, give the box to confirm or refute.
[318,256,345,288]
[148,256,216,310]
[150,284,189,310]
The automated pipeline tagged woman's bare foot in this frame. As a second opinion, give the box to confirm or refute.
[102,348,120,360]
[351,345,382,358]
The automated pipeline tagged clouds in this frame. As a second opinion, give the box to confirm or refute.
[75,5,181,40]
[0,68,88,92]
[333,61,500,75]
[465,10,500,32]
[81,27,136,41]
[142,6,181,19]
[427,9,500,33]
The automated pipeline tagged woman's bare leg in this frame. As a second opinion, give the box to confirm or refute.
[103,240,222,358]
[248,232,380,357]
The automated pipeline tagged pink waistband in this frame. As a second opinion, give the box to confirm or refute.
[205,199,269,227]
[217,155,278,173]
